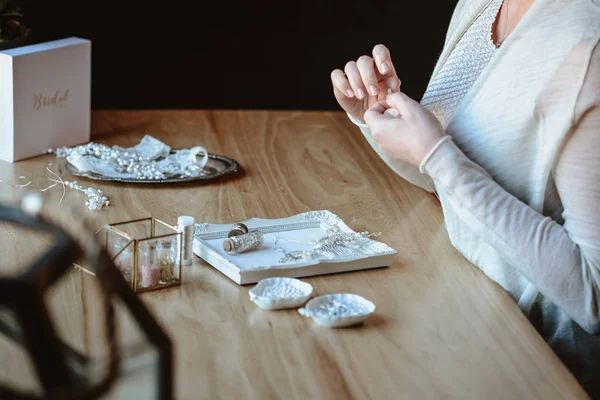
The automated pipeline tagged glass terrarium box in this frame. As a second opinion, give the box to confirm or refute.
[81,217,183,292]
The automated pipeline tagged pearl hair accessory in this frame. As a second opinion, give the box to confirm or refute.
[64,181,110,211]
[41,167,110,211]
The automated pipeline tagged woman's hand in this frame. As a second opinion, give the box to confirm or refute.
[363,92,446,167]
[330,44,401,122]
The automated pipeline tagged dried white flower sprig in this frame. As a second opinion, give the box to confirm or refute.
[41,167,110,211]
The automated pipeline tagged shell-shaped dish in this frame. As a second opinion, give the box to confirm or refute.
[249,277,314,310]
[298,293,375,328]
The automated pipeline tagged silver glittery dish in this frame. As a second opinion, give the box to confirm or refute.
[298,293,375,328]
[65,152,239,184]
[249,277,314,310]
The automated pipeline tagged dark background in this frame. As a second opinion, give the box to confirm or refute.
[25,1,457,110]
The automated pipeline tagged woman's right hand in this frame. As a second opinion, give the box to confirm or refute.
[330,44,401,123]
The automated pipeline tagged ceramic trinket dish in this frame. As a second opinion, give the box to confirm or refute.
[249,277,314,310]
[298,293,375,327]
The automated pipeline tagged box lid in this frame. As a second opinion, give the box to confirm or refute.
[0,37,90,58]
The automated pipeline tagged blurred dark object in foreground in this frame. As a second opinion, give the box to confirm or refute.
[0,198,174,399]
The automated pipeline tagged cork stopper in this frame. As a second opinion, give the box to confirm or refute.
[178,216,195,228]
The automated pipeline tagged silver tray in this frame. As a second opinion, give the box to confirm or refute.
[193,210,397,285]
[64,152,239,184]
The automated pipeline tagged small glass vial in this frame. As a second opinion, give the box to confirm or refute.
[139,242,160,287]
[177,216,195,266]
[223,231,263,254]
[158,239,178,282]
[114,245,133,283]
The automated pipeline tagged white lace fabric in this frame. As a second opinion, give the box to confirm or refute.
[58,135,209,179]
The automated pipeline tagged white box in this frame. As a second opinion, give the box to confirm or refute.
[0,37,91,162]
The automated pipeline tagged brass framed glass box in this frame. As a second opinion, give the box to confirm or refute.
[78,217,183,293]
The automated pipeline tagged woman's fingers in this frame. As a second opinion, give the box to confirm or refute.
[372,44,397,77]
[386,91,418,116]
[366,101,388,116]
[357,55,380,97]
[384,76,402,94]
[372,45,401,93]
[364,101,393,126]
[344,61,367,100]
[335,44,399,103]
[330,69,355,98]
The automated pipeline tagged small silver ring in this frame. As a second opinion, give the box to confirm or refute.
[228,222,249,238]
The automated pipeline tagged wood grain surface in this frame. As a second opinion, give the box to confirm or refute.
[0,110,589,399]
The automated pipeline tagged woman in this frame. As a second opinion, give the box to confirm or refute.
[330,0,600,396]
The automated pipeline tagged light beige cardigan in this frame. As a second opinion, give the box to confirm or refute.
[350,0,600,346]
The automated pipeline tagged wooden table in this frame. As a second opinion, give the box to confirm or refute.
[0,111,589,399]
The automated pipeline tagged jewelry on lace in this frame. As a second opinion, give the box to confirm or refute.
[223,231,263,254]
[309,227,381,249]
[51,135,209,180]
[276,226,381,264]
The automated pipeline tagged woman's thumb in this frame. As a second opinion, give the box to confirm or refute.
[386,92,417,115]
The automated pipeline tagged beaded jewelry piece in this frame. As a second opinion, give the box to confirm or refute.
[64,181,110,211]
[275,226,381,263]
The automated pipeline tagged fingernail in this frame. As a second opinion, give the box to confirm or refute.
[369,85,379,96]
[387,88,393,94]
[380,62,390,73]
[356,88,366,99]
[346,89,355,98]
[384,108,399,117]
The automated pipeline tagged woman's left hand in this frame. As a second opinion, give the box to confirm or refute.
[363,92,446,167]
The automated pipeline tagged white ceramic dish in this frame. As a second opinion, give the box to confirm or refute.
[249,277,314,310]
[298,293,375,328]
